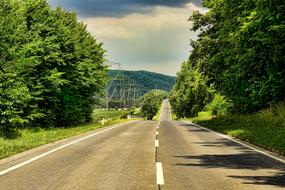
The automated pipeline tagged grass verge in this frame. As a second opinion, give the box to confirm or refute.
[190,104,285,156]
[0,109,136,160]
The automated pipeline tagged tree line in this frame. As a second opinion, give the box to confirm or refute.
[0,0,107,137]
[170,0,285,118]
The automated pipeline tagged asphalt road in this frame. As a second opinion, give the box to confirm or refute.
[0,99,284,189]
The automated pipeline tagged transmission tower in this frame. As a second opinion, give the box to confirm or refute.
[104,60,144,109]
[104,61,121,109]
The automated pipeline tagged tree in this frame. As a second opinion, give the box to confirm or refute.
[0,0,34,137]
[0,0,108,137]
[17,0,108,127]
[189,0,285,112]
[171,0,285,117]
[170,62,213,118]
[141,90,168,120]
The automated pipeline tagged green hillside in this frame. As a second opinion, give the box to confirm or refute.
[108,70,176,94]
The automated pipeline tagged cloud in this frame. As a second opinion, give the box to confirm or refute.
[48,0,203,17]
[47,0,207,75]
[83,3,206,75]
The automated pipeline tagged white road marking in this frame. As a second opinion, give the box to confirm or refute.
[157,125,159,129]
[155,140,159,147]
[186,121,285,164]
[156,162,164,185]
[0,122,132,176]
[156,131,159,135]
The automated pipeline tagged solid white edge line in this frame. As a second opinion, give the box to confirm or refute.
[184,121,285,164]
[155,140,159,147]
[156,162,164,185]
[0,122,131,176]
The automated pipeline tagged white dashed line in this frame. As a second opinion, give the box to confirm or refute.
[156,162,164,185]
[155,140,159,147]
[156,131,159,135]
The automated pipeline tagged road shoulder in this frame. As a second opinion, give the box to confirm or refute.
[0,120,140,171]
[182,120,285,164]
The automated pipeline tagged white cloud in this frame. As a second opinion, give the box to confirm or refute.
[81,3,207,75]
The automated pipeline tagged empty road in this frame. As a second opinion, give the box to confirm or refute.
[0,100,284,189]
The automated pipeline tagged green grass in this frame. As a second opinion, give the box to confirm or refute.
[190,103,285,156]
[92,109,133,122]
[0,109,135,159]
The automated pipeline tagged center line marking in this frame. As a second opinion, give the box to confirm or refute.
[156,131,159,135]
[155,140,159,147]
[156,162,164,185]
[0,122,135,176]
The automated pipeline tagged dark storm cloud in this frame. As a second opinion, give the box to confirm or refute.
[48,0,203,17]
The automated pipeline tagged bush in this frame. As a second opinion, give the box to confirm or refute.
[140,90,168,120]
[204,94,233,116]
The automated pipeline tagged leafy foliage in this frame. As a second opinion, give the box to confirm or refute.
[140,90,168,120]
[170,63,214,118]
[171,0,285,117]
[204,94,233,116]
[0,0,107,137]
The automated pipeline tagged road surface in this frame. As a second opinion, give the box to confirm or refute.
[0,100,284,189]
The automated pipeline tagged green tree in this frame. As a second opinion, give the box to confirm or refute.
[171,0,285,117]
[0,0,108,137]
[0,0,34,137]
[170,62,213,118]
[189,0,285,112]
[17,0,108,127]
[51,7,108,126]
[141,90,168,120]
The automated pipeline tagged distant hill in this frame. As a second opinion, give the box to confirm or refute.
[108,70,176,95]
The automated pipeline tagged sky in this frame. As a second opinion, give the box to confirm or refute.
[48,0,207,76]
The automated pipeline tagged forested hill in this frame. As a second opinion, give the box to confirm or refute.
[108,70,176,94]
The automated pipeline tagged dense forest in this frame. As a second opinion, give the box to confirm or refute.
[170,0,285,118]
[0,0,107,137]
[108,70,176,94]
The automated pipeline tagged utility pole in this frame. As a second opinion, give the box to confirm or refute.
[103,60,145,109]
